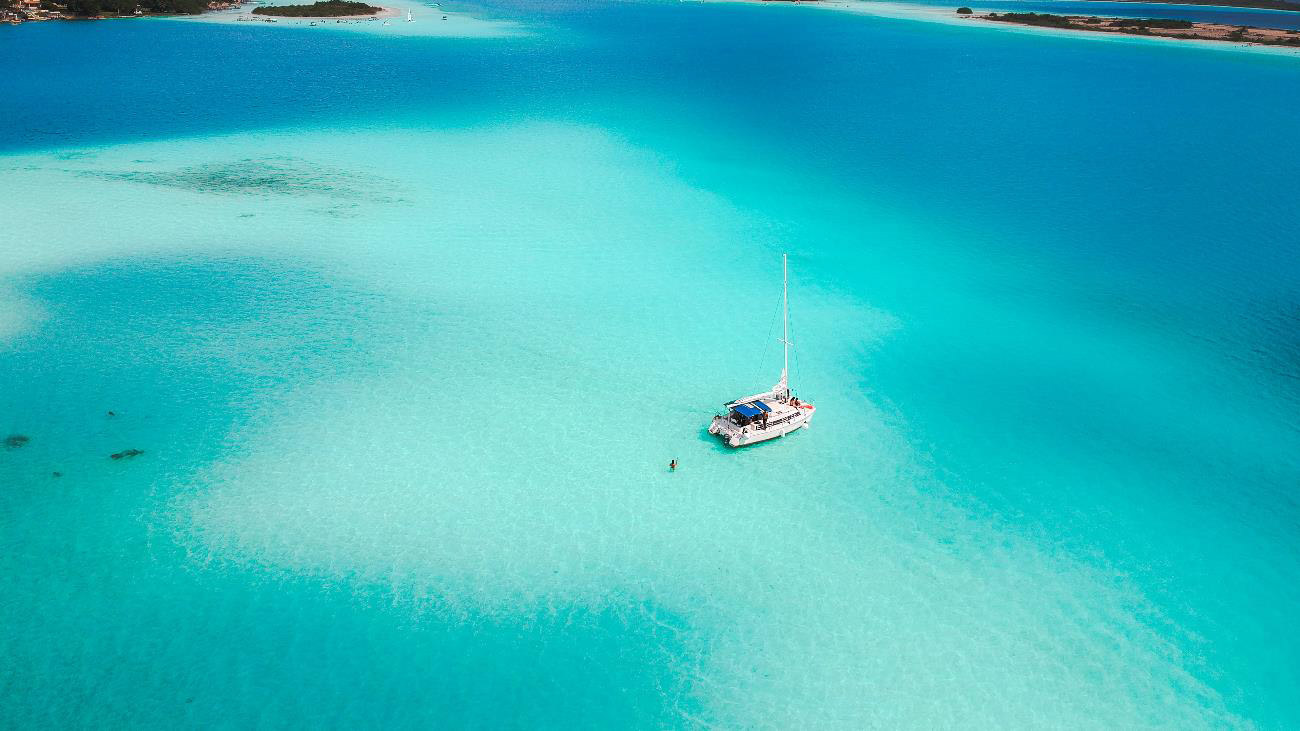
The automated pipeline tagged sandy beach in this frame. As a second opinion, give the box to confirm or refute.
[186,0,524,36]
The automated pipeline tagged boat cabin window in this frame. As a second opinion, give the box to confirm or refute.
[729,401,771,426]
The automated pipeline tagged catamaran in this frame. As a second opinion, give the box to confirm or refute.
[708,254,815,447]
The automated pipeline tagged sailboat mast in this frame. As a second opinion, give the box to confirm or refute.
[782,253,789,392]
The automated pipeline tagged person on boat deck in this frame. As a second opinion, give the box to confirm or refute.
[760,412,768,429]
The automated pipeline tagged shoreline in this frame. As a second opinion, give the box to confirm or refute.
[241,4,399,20]
[248,0,395,19]
[977,10,1300,48]
[1090,0,1300,12]
[180,0,524,36]
[3,0,240,24]
[729,0,1300,55]
[3,0,402,25]
[1,0,525,35]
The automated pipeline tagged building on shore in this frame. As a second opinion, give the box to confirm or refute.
[5,0,62,22]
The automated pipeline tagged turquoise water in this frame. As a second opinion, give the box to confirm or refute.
[2,3,1299,727]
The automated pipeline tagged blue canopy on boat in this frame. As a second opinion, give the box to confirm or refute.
[732,401,771,418]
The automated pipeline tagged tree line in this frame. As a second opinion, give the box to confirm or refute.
[56,0,210,16]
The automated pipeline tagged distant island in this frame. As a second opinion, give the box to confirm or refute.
[978,10,1300,47]
[1095,0,1300,11]
[251,0,380,16]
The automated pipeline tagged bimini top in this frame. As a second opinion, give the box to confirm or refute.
[731,401,772,418]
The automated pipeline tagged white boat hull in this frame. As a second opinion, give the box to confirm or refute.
[708,403,815,448]
[705,254,816,449]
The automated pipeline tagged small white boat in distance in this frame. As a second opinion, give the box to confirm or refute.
[708,254,815,447]
[405,8,413,21]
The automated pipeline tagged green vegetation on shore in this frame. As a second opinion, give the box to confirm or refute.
[12,0,212,16]
[1109,17,1193,28]
[985,12,1075,28]
[1099,0,1300,11]
[986,12,1192,30]
[982,10,1300,45]
[251,0,380,16]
